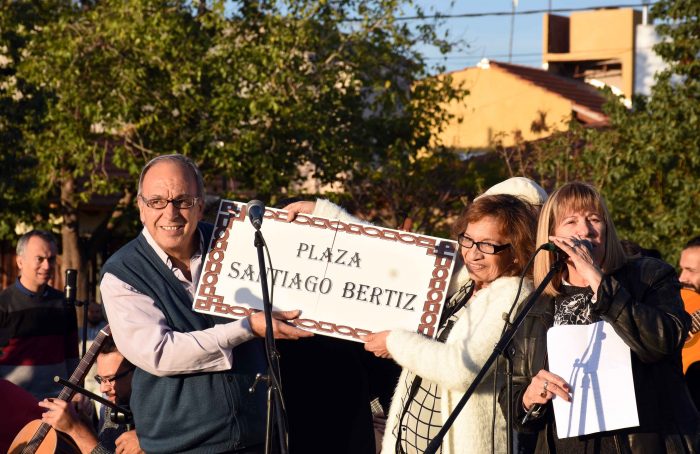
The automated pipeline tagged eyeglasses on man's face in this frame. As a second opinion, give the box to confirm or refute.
[139,195,199,210]
[458,234,511,255]
[94,367,135,386]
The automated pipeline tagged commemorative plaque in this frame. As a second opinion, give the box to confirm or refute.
[193,200,457,342]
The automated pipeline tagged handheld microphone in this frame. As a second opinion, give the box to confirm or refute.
[541,239,593,257]
[64,269,78,306]
[246,200,265,230]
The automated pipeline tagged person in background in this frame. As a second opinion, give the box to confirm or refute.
[478,176,547,207]
[620,239,663,261]
[80,302,107,343]
[0,230,79,400]
[679,236,700,409]
[680,237,700,294]
[39,336,143,454]
[506,181,700,453]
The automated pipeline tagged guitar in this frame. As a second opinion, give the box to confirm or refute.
[682,289,700,373]
[9,325,112,454]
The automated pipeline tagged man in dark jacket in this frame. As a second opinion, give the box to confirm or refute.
[0,230,79,400]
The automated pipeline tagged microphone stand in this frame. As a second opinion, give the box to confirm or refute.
[80,301,88,358]
[252,229,288,454]
[504,352,514,454]
[424,252,568,454]
[54,376,134,430]
[65,268,88,357]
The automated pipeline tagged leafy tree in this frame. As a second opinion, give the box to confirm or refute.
[1,0,469,296]
[0,1,68,238]
[4,0,216,297]
[587,0,699,263]
[198,0,473,231]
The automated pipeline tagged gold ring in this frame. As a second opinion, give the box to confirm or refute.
[540,380,549,398]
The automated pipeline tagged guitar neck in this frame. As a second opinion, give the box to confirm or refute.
[57,325,112,400]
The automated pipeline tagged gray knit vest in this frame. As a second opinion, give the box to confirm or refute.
[101,223,266,454]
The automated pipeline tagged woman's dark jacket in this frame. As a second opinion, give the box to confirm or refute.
[501,257,700,453]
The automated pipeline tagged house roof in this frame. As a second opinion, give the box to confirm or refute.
[487,60,609,124]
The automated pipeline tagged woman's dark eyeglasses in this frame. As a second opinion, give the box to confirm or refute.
[94,367,135,386]
[458,235,511,255]
[139,195,199,209]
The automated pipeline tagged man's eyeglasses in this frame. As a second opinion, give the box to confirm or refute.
[458,235,511,255]
[139,195,199,210]
[94,367,135,386]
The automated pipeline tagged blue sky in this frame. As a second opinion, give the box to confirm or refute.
[407,0,652,72]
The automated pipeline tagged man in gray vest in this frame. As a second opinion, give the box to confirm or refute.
[100,154,312,453]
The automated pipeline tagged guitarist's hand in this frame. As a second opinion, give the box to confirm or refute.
[39,398,81,434]
[39,398,99,453]
[115,430,144,454]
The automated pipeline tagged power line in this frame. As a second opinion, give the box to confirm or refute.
[422,42,658,61]
[425,52,543,60]
[346,3,657,22]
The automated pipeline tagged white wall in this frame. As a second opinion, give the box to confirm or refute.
[634,24,667,96]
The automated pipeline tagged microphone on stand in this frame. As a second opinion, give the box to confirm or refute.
[65,268,89,357]
[247,200,266,231]
[246,198,289,453]
[64,269,80,306]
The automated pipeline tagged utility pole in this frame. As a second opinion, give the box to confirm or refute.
[508,0,518,63]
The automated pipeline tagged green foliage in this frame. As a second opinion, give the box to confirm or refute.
[0,0,469,245]
[339,147,505,236]
[198,0,470,216]
[593,83,700,264]
[0,1,67,236]
[16,0,209,198]
[652,0,700,79]
[586,0,700,263]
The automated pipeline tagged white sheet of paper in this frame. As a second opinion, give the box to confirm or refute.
[546,321,639,438]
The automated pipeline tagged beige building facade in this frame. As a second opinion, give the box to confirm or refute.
[433,7,664,151]
[543,8,642,100]
[439,59,606,150]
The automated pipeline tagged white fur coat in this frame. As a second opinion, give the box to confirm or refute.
[311,199,533,453]
[383,275,533,454]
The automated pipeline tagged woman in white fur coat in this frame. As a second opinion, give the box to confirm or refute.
[364,194,538,454]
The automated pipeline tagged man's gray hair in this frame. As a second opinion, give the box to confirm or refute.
[16,230,58,256]
[138,154,206,198]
